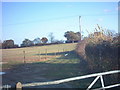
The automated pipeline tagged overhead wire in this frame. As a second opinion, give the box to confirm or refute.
[2,13,117,27]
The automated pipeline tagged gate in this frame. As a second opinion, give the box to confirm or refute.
[19,70,120,89]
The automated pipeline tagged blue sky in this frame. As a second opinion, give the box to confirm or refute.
[2,2,118,45]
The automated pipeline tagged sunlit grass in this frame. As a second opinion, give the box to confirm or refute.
[2,43,102,88]
[2,43,77,69]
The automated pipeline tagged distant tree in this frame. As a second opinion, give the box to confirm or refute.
[76,32,81,39]
[14,44,19,48]
[2,39,14,49]
[21,39,33,47]
[0,40,2,49]
[48,32,55,43]
[33,38,41,45]
[53,40,64,44]
[41,37,48,43]
[64,31,81,43]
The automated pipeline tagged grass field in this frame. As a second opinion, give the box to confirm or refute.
[2,43,77,69]
[2,43,100,88]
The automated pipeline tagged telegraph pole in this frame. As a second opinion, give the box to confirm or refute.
[79,16,81,41]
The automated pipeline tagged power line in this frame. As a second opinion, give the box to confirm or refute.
[2,13,117,26]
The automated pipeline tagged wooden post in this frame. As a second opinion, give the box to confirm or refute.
[58,49,59,55]
[79,16,82,41]
[16,82,22,90]
[23,51,25,63]
[39,51,41,60]
[45,49,47,59]
[54,52,56,57]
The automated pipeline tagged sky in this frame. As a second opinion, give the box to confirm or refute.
[2,2,118,45]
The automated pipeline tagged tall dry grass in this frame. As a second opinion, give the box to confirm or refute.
[76,24,119,83]
[76,24,119,72]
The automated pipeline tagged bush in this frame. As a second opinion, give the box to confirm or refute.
[75,37,88,59]
[85,40,119,72]
[76,25,119,83]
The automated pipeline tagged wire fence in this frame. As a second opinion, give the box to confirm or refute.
[2,48,72,64]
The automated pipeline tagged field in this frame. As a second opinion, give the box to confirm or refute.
[2,43,96,88]
[2,43,77,69]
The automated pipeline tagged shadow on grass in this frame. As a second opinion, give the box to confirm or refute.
[4,50,117,88]
[36,51,68,56]
[2,52,117,88]
[3,50,90,86]
[36,50,80,60]
[2,61,90,88]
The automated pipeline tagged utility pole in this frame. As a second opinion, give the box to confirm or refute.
[79,16,82,41]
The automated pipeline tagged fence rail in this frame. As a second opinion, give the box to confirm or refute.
[3,48,71,64]
[21,70,120,89]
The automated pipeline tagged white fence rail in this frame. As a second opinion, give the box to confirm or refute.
[22,70,120,89]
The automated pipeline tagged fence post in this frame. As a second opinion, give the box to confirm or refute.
[63,49,64,52]
[23,51,26,63]
[45,49,47,59]
[54,52,56,57]
[16,82,22,90]
[58,49,59,55]
[39,51,41,60]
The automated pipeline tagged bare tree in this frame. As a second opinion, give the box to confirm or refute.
[48,32,55,43]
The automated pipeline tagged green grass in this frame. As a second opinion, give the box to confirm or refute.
[41,50,80,64]
[2,43,77,69]
[2,61,21,70]
[2,43,102,88]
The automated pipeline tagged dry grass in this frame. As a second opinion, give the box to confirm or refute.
[2,43,77,69]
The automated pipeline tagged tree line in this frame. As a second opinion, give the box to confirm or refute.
[0,31,81,49]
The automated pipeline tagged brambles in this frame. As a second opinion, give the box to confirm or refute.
[76,24,119,72]
[85,40,119,72]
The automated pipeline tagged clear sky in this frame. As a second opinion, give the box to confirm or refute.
[2,2,118,45]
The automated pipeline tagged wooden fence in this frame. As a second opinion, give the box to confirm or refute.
[22,48,70,63]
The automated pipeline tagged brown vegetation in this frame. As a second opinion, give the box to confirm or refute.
[76,25,119,72]
[76,25,119,84]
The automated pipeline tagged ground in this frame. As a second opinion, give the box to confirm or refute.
[1,43,96,88]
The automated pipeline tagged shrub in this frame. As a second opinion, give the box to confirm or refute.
[75,38,88,59]
[85,40,119,72]
[76,25,119,83]
[76,25,119,72]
